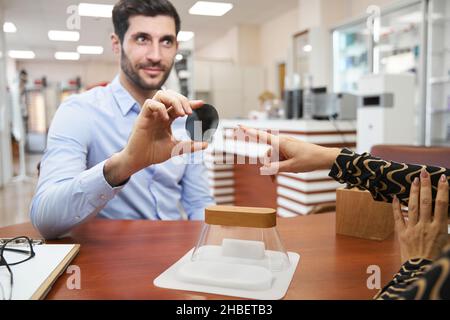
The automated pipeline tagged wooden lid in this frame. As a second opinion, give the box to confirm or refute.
[205,206,277,228]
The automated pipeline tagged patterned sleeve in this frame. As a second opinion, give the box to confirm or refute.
[329,148,450,212]
[375,248,450,300]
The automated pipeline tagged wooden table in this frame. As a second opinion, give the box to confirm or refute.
[0,213,401,300]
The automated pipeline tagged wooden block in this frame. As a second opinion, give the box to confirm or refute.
[205,206,277,228]
[336,188,394,241]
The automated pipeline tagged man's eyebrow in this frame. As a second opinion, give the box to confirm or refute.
[130,32,176,40]
[131,32,151,38]
[160,34,176,41]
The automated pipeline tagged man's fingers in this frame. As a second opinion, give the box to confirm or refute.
[189,100,204,110]
[408,176,420,226]
[419,169,433,223]
[433,174,449,227]
[153,91,186,117]
[393,195,406,233]
[168,90,193,114]
[172,140,208,156]
[143,100,169,121]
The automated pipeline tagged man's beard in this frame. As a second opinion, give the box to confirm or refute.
[121,48,173,92]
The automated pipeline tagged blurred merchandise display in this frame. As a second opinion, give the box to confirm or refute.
[25,77,48,153]
[332,0,450,147]
[427,0,450,146]
[58,77,82,102]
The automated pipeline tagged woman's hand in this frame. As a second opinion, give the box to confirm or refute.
[393,169,449,262]
[236,125,341,175]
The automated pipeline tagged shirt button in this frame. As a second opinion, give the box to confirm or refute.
[100,194,106,200]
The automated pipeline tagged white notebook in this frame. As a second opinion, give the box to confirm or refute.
[0,244,80,300]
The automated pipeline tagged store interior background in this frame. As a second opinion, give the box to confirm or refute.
[1,0,449,227]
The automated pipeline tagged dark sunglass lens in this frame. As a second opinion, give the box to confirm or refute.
[186,104,219,142]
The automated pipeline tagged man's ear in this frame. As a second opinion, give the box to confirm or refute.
[111,33,121,55]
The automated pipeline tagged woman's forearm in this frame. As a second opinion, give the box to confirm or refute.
[328,148,450,211]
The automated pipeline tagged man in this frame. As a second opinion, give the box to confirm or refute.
[30,0,214,239]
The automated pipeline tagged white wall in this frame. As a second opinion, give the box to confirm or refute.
[298,0,322,30]
[196,28,239,63]
[237,25,262,66]
[260,9,298,95]
[297,0,353,29]
[196,24,262,66]
[195,25,265,118]
[320,0,355,28]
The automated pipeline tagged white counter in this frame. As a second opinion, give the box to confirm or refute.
[217,119,357,132]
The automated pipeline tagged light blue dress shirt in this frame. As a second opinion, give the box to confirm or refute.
[30,76,215,239]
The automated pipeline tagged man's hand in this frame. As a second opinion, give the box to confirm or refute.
[104,90,208,187]
[235,125,341,175]
[393,169,449,262]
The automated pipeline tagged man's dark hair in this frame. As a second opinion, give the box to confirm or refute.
[112,0,181,43]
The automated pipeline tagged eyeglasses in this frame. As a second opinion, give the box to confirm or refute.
[0,236,36,300]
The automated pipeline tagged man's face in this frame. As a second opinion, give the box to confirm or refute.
[119,15,178,91]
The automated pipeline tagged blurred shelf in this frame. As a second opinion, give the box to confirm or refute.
[429,109,450,115]
[432,17,450,25]
[379,26,419,38]
[432,48,450,55]
[430,76,450,85]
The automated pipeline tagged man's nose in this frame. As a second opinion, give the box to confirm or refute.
[145,43,162,62]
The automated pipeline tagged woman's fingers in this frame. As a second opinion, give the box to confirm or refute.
[260,158,294,176]
[433,174,449,228]
[261,148,276,182]
[237,125,279,147]
[408,176,420,227]
[419,169,433,223]
[262,147,273,167]
[393,195,406,233]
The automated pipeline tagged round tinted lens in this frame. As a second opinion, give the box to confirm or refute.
[186,104,219,142]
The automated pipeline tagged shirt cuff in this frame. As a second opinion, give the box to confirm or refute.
[78,160,126,209]
[328,148,354,183]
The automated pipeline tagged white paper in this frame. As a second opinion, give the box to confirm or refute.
[0,244,76,300]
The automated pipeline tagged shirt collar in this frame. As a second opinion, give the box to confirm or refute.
[110,75,139,116]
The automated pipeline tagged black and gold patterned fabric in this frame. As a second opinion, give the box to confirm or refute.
[329,148,450,214]
[376,247,450,300]
[328,148,450,300]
